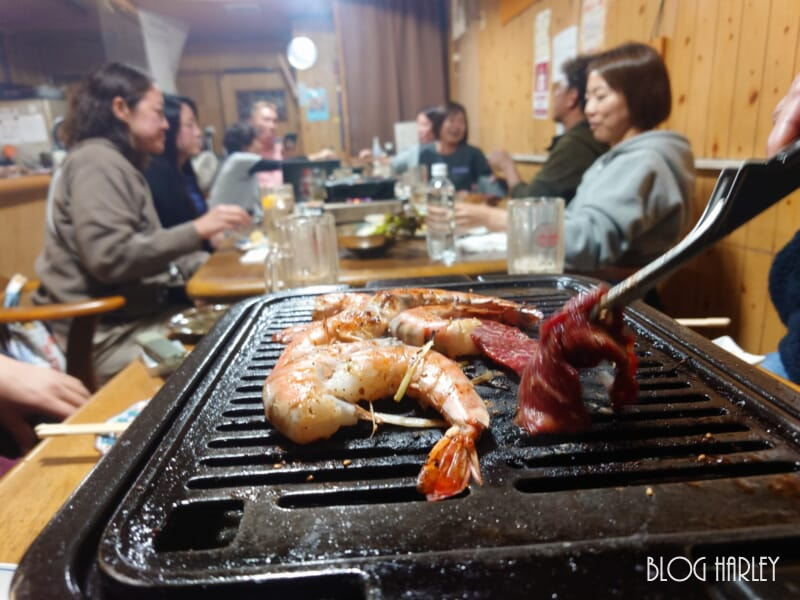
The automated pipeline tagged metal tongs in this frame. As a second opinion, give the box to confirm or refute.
[595,139,800,316]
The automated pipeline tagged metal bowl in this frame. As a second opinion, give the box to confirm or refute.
[337,223,392,255]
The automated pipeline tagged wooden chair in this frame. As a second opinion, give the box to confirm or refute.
[0,277,125,392]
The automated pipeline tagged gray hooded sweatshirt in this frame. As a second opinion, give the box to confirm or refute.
[564,130,695,271]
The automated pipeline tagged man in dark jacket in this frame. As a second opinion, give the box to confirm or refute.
[488,54,608,204]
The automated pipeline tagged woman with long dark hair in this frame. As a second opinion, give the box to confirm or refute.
[34,63,250,382]
[145,95,208,231]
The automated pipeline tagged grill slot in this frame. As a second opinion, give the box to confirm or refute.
[507,439,773,469]
[636,392,711,405]
[188,462,421,490]
[515,461,800,493]
[153,499,244,553]
[277,484,443,508]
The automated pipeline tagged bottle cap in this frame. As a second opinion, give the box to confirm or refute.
[431,163,448,178]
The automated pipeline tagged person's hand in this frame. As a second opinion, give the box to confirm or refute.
[487,149,520,188]
[487,149,513,171]
[310,148,337,161]
[193,204,251,240]
[358,148,373,161]
[454,202,508,233]
[0,356,91,452]
[767,73,800,155]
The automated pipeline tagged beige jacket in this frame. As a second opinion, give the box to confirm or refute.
[34,138,206,323]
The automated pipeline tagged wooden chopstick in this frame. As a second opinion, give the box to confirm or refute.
[674,317,731,328]
[35,422,130,438]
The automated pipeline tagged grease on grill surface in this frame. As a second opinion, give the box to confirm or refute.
[94,285,800,597]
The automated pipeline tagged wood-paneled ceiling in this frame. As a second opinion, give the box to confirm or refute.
[0,0,333,39]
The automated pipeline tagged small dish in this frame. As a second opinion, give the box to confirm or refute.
[168,304,230,343]
[337,223,393,256]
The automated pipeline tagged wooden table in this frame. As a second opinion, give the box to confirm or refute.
[0,360,163,564]
[186,238,507,302]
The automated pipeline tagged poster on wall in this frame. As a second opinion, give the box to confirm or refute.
[552,26,578,86]
[581,0,606,52]
[305,87,330,122]
[451,0,467,41]
[532,9,551,119]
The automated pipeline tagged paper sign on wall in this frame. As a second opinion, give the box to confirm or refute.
[581,0,606,52]
[532,9,551,120]
[552,26,578,86]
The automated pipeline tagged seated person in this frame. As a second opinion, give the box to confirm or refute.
[33,63,250,384]
[145,95,208,231]
[223,121,262,156]
[761,72,800,384]
[392,106,445,174]
[250,100,284,188]
[0,354,90,473]
[359,106,445,174]
[282,131,336,162]
[488,54,608,203]
[454,42,695,271]
[283,132,300,159]
[419,101,497,193]
[207,122,263,212]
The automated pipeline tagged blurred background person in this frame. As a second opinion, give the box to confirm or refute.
[207,122,264,212]
[391,105,444,175]
[282,132,299,159]
[145,95,208,231]
[419,101,496,193]
[488,54,608,203]
[222,121,262,156]
[761,72,800,384]
[250,100,284,187]
[359,106,445,175]
[0,354,91,473]
[33,63,250,383]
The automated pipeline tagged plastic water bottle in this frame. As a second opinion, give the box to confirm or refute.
[425,162,456,265]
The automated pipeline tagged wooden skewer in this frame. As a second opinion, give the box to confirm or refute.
[674,317,731,328]
[35,422,130,438]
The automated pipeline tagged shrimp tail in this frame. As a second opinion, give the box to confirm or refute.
[416,425,482,501]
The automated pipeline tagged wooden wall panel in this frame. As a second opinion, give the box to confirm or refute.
[461,0,800,355]
[0,176,49,278]
[681,0,717,155]
[175,72,226,155]
[293,28,344,158]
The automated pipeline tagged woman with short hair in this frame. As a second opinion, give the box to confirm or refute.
[565,41,694,270]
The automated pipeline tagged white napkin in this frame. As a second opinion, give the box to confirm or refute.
[239,246,270,264]
[456,232,507,254]
[712,335,766,365]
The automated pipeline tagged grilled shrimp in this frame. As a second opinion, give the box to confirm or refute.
[274,288,542,355]
[262,338,490,501]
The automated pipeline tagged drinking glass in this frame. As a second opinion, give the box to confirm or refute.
[506,196,565,274]
[260,183,295,239]
[266,212,339,290]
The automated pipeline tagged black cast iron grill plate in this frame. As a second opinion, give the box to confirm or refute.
[12,277,800,599]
